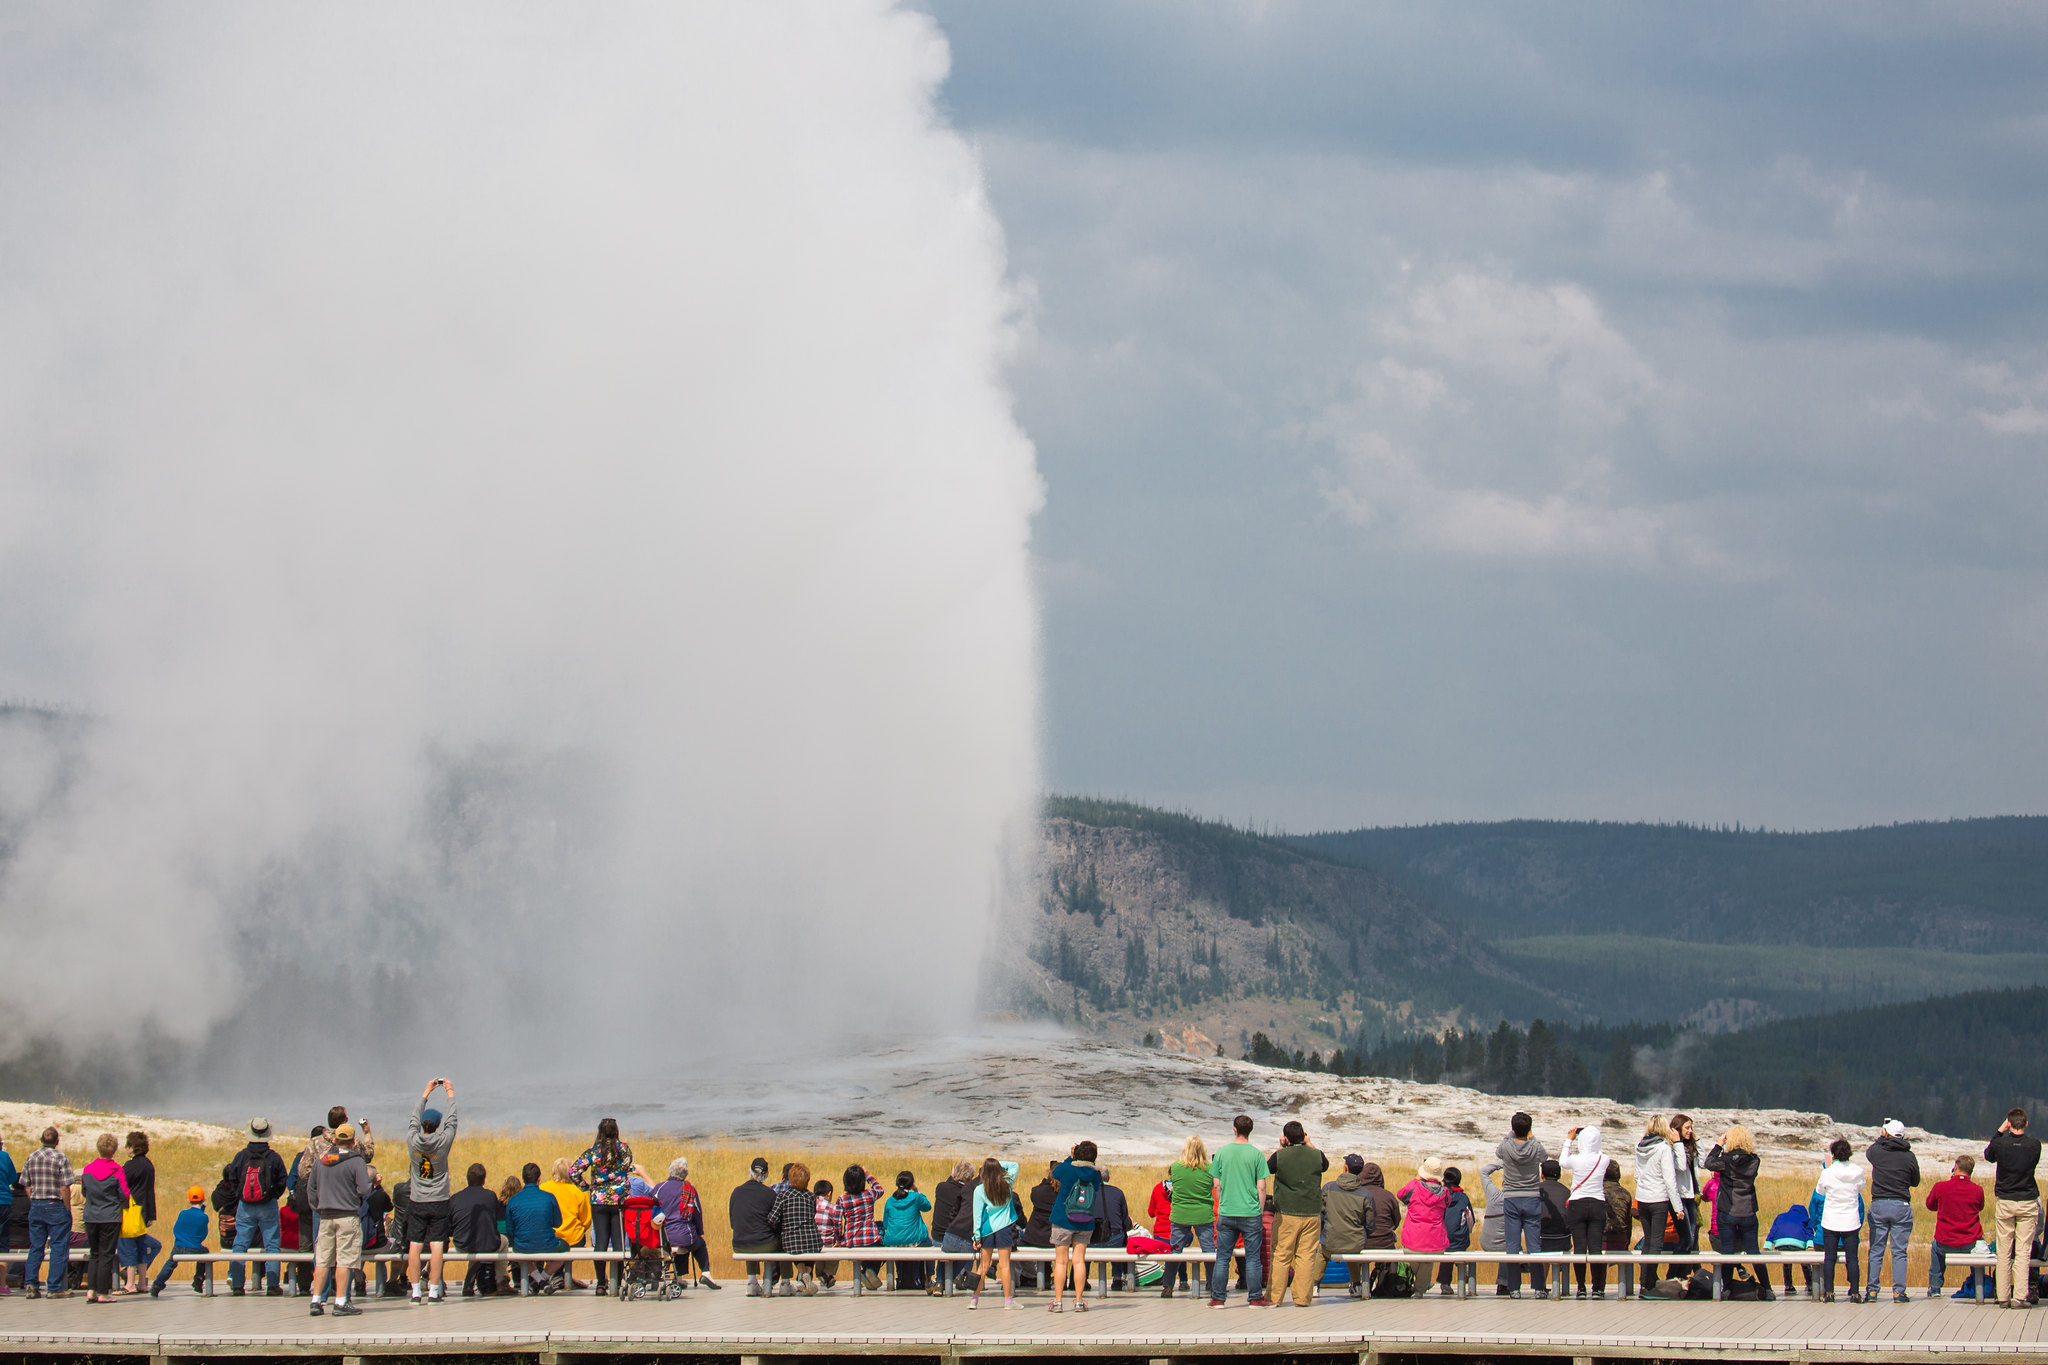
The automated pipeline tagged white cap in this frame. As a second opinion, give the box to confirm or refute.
[1883,1119,1906,1138]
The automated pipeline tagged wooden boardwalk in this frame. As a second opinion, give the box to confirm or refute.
[5,1286,2048,1362]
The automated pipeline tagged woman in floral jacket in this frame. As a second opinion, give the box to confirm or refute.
[570,1118,633,1294]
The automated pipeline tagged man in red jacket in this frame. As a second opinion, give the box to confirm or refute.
[1926,1155,1987,1300]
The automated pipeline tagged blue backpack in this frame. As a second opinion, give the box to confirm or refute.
[1062,1175,1098,1224]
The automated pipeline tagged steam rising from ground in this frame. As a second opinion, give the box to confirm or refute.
[0,4,1040,1094]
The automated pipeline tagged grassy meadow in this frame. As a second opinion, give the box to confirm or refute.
[106,1126,1984,1290]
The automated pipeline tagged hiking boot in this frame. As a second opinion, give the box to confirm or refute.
[1160,1281,1175,1298]
[265,1286,284,1297]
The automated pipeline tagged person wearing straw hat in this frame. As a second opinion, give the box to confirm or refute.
[226,1117,289,1297]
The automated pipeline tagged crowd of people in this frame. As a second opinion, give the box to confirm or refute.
[3,1087,2042,1315]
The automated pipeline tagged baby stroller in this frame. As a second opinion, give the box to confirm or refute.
[617,1195,679,1300]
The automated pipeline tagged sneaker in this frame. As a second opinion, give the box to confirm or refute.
[230,1287,246,1297]
[428,1288,444,1303]
[1895,1290,1910,1304]
[1246,1295,1272,1307]
[24,1286,40,1300]
[800,1275,819,1297]
[967,1294,979,1310]
[266,1286,285,1297]
[1576,1287,1588,1299]
[1592,1289,1607,1299]
[860,1269,881,1292]
[1003,1298,1020,1309]
[1506,1289,1523,1300]
[410,1286,423,1304]
[1159,1282,1175,1299]
[149,1287,161,1299]
[332,1301,362,1317]
[747,1279,763,1298]
[309,1302,325,1316]
[1207,1297,1226,1308]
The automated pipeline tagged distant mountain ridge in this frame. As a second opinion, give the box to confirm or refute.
[1005,799,2048,1053]
[1289,816,2048,950]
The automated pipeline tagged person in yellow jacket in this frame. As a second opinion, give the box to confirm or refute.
[540,1158,593,1290]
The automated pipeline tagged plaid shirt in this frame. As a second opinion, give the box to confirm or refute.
[832,1177,886,1248]
[22,1146,74,1202]
[816,1195,841,1245]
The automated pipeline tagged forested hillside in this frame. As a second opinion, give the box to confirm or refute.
[995,798,1571,1047]
[1290,817,2048,949]
[1238,987,2048,1141]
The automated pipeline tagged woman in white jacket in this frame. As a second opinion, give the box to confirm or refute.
[1633,1116,1679,1295]
[1814,1138,1868,1303]
[1559,1126,1613,1297]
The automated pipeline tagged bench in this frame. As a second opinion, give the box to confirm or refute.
[2,1247,633,1297]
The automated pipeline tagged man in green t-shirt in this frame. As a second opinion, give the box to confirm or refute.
[1207,1115,1270,1305]
[1267,1120,1329,1306]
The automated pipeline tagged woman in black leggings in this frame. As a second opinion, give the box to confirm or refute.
[570,1118,634,1294]
[1558,1125,1613,1298]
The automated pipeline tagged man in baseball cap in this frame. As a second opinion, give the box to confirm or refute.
[731,1158,778,1296]
[1866,1119,1921,1302]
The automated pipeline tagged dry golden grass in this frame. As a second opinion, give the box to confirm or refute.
[122,1130,1982,1289]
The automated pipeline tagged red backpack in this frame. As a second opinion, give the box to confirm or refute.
[240,1158,267,1204]
[621,1195,662,1251]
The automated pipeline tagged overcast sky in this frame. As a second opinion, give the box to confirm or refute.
[924,0,2048,832]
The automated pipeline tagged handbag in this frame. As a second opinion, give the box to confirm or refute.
[121,1199,146,1238]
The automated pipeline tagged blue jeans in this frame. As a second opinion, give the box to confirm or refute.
[230,1199,282,1292]
[1868,1200,1911,1291]
[1502,1196,1545,1292]
[26,1200,73,1293]
[1208,1214,1262,1301]
[937,1231,973,1289]
[1170,1221,1215,1287]
[118,1232,162,1270]
[153,1246,209,1293]
[1929,1238,1982,1296]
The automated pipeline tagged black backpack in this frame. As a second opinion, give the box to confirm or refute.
[288,1151,313,1215]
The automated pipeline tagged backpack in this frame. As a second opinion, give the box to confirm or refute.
[1372,1260,1415,1298]
[1061,1174,1098,1225]
[662,1184,701,1249]
[211,1175,238,1214]
[1684,1268,1715,1300]
[240,1158,266,1204]
[288,1152,312,1214]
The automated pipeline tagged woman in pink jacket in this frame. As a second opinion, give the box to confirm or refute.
[79,1134,133,1303]
[1398,1158,1452,1263]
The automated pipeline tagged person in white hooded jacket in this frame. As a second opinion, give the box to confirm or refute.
[1633,1116,1679,1296]
[1814,1138,1869,1303]
[1559,1127,1613,1297]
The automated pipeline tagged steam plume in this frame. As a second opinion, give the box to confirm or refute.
[0,3,1040,1094]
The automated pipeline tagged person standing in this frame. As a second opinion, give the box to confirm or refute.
[304,1122,373,1317]
[1558,1126,1611,1299]
[1207,1115,1270,1307]
[118,1130,158,1294]
[1319,1155,1372,1299]
[1926,1155,1987,1300]
[226,1118,289,1297]
[1165,1136,1216,1298]
[1985,1108,2042,1308]
[1668,1114,1703,1279]
[1496,1112,1549,1297]
[571,1118,633,1295]
[1703,1124,1771,1300]
[1267,1120,1327,1307]
[0,1133,14,1296]
[1631,1116,1679,1297]
[79,1134,132,1303]
[1864,1118,1921,1303]
[22,1127,75,1298]
[1439,1167,1475,1297]
[967,1157,1021,1310]
[1047,1141,1103,1312]
[1815,1138,1868,1303]
[405,1077,459,1303]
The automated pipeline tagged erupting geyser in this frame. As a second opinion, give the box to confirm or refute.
[0,2,1041,1093]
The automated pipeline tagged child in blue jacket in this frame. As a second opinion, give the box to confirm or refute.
[150,1186,212,1296]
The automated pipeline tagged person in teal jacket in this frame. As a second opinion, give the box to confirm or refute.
[968,1158,1021,1309]
[882,1170,934,1290]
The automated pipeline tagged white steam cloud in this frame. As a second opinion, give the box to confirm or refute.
[0,3,1040,1089]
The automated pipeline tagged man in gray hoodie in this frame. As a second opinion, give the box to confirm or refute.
[1496,1111,1549,1296]
[405,1077,459,1304]
[1319,1155,1374,1298]
[305,1124,374,1317]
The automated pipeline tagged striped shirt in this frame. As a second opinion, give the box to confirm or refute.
[22,1146,74,1202]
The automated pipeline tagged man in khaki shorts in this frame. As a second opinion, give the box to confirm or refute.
[306,1123,375,1317]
